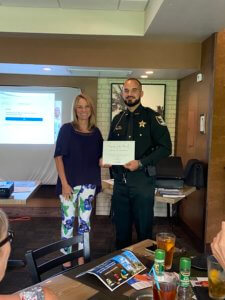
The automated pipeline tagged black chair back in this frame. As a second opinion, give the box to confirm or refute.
[25,232,90,284]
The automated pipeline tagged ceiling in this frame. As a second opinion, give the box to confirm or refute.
[0,0,225,79]
[0,0,150,11]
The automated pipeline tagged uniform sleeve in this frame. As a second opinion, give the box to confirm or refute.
[141,113,172,166]
[54,123,71,158]
[108,114,120,140]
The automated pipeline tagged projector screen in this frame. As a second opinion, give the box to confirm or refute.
[0,86,80,184]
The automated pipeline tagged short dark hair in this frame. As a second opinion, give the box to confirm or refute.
[124,78,142,90]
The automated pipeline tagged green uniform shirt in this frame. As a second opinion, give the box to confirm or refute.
[108,104,172,175]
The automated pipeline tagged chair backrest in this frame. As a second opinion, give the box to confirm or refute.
[25,232,90,284]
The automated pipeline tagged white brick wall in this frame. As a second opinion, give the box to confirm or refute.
[96,78,177,216]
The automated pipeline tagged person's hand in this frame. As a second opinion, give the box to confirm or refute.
[124,160,139,171]
[62,183,73,200]
[211,221,225,270]
[99,158,112,168]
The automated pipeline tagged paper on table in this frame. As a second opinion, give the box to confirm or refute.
[103,141,135,165]
[14,187,34,193]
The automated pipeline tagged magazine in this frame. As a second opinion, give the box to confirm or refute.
[76,250,146,291]
[127,273,153,290]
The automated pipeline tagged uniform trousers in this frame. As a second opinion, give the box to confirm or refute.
[112,170,155,250]
[60,184,96,254]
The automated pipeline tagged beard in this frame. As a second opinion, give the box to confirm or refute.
[124,97,141,107]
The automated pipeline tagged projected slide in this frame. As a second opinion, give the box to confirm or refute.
[0,92,55,144]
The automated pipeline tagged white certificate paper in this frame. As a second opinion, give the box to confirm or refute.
[103,141,135,165]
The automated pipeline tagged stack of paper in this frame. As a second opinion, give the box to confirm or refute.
[157,188,185,198]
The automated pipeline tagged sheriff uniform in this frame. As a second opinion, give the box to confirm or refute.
[108,104,172,249]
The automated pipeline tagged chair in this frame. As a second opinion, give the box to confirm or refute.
[25,232,90,284]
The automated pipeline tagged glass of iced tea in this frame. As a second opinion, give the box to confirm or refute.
[153,272,177,300]
[156,232,176,270]
[207,255,225,300]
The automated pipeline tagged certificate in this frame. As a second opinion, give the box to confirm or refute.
[103,141,135,165]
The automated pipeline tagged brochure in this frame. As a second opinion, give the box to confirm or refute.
[78,250,146,291]
[190,277,208,287]
[127,273,153,290]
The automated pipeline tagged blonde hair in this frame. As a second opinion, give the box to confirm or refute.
[71,94,96,131]
[0,209,8,242]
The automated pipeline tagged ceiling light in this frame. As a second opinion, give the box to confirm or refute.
[145,70,154,74]
[43,67,51,71]
[141,75,148,78]
[68,68,132,78]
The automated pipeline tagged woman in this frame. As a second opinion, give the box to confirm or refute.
[54,93,103,268]
[0,209,57,299]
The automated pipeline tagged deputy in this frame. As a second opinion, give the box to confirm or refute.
[108,78,172,249]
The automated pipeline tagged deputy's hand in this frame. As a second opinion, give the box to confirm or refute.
[99,158,112,168]
[62,183,73,200]
[124,160,139,171]
[211,221,225,270]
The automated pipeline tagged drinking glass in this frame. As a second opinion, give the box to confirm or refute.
[207,255,225,300]
[156,232,176,270]
[153,272,177,300]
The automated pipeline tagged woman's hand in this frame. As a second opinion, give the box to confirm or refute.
[211,221,225,270]
[62,183,73,200]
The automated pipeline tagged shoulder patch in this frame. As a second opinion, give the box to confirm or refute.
[155,115,166,126]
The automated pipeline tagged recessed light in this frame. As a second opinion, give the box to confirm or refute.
[141,75,148,78]
[145,70,154,74]
[43,67,51,71]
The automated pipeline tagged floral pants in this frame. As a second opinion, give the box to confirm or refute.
[60,184,96,254]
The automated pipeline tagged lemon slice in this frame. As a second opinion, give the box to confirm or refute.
[209,269,220,284]
[166,241,174,252]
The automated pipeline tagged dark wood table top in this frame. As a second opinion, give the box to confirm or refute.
[19,239,207,300]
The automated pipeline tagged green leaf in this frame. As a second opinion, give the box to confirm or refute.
[80,196,85,213]
[62,204,70,217]
[73,189,80,195]
[63,226,68,235]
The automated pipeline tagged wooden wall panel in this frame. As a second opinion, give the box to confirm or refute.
[205,31,225,243]
[176,73,198,165]
[0,36,201,69]
[176,35,215,247]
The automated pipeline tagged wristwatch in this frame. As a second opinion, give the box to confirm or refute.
[138,160,143,169]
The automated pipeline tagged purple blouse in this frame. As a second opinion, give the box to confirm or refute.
[54,123,103,196]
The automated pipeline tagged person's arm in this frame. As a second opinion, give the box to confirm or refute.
[124,113,172,172]
[140,113,172,167]
[211,221,225,270]
[0,295,20,299]
[0,286,58,300]
[54,156,73,199]
[54,124,73,199]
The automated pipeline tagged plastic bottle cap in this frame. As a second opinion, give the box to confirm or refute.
[180,257,191,270]
[155,249,165,260]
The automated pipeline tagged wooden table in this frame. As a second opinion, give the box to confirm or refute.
[17,239,206,299]
[0,181,41,267]
[18,240,155,300]
[0,181,40,205]
[155,186,196,205]
[102,180,196,204]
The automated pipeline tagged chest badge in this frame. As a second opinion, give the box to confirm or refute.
[139,120,146,128]
[115,125,122,130]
